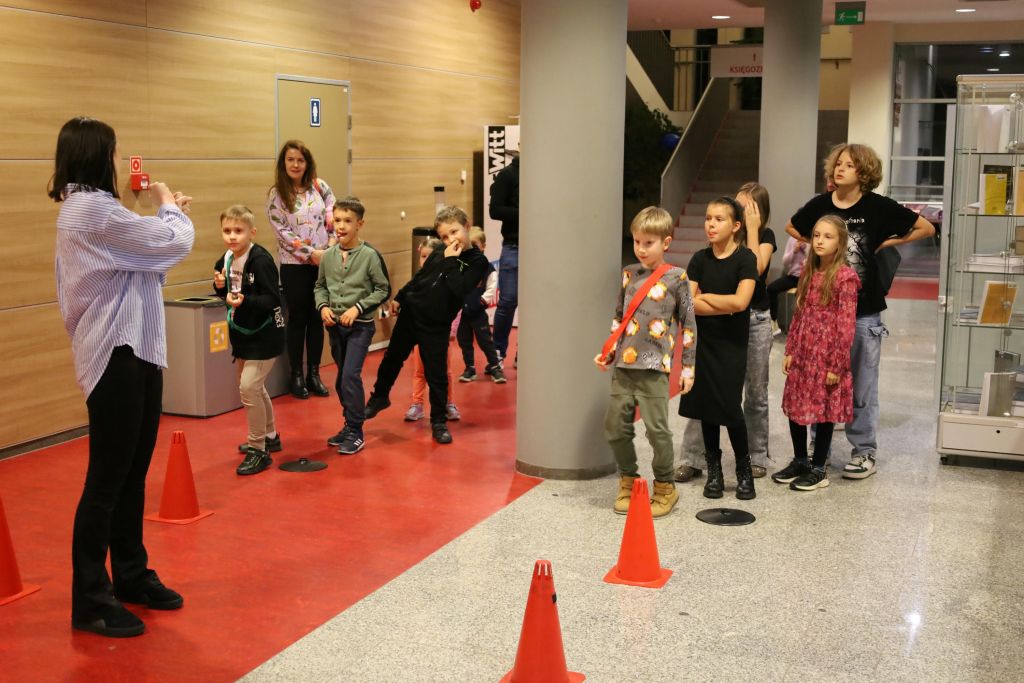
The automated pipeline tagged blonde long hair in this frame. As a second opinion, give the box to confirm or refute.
[795,215,849,308]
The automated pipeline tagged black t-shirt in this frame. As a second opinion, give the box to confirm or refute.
[791,192,919,316]
[748,227,777,311]
[688,245,759,335]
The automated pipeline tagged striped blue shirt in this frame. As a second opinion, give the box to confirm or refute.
[55,186,195,397]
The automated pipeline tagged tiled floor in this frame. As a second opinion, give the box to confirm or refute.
[242,299,1024,683]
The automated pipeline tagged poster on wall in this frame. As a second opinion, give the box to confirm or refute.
[482,124,520,263]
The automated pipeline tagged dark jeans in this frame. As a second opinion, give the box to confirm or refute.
[280,264,324,371]
[492,245,518,358]
[72,346,161,619]
[327,321,375,431]
[767,274,799,321]
[372,310,450,424]
[789,420,834,468]
[456,307,501,369]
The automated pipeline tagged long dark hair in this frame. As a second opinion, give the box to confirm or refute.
[271,140,317,212]
[47,117,119,202]
[708,195,746,244]
[737,181,770,235]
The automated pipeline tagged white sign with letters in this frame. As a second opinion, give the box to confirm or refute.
[710,46,764,78]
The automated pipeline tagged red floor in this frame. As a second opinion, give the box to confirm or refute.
[0,340,536,681]
[887,276,938,301]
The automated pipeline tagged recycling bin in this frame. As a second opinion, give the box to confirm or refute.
[163,296,289,417]
[411,227,436,275]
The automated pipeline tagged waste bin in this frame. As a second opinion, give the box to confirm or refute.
[163,296,290,417]
[411,227,436,275]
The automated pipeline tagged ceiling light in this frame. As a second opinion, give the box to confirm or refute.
[711,15,730,20]
[999,50,1011,57]
[955,8,976,13]
[988,68,1000,72]
[980,47,994,53]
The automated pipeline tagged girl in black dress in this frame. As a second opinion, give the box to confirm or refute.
[678,197,758,499]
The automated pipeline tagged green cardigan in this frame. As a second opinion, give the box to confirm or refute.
[313,241,391,322]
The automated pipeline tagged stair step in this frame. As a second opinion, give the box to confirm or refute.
[693,179,739,193]
[690,191,725,204]
[678,214,705,228]
[666,239,705,254]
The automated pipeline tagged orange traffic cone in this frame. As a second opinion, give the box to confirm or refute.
[145,431,213,525]
[500,560,585,683]
[0,493,40,606]
[603,479,672,588]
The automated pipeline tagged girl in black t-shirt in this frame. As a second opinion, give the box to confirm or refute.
[678,197,759,500]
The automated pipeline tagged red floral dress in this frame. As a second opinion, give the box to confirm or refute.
[782,266,860,425]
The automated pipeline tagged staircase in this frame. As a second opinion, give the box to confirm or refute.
[665,110,761,269]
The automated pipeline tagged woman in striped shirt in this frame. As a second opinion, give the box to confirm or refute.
[50,117,194,638]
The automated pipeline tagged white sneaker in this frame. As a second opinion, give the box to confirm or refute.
[842,454,876,479]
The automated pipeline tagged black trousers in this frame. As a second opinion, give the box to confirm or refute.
[72,346,161,618]
[280,264,324,371]
[372,311,450,424]
[767,274,800,321]
[456,308,501,369]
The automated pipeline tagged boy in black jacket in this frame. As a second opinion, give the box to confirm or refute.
[365,206,490,444]
[213,205,286,475]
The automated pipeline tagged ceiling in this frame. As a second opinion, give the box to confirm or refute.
[628,0,1024,30]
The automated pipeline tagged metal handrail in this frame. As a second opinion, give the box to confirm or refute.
[660,77,733,221]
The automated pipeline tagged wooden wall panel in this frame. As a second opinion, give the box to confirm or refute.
[146,31,276,159]
[0,162,61,308]
[348,0,520,80]
[351,60,484,160]
[273,49,351,85]
[147,0,349,57]
[0,1,145,25]
[120,160,277,286]
[352,158,474,255]
[0,305,87,448]
[0,10,150,159]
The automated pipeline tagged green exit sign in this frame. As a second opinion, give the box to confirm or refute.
[835,2,865,25]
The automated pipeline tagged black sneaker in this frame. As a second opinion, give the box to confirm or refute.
[432,423,453,444]
[114,573,183,610]
[772,459,810,484]
[365,394,391,420]
[72,603,145,638]
[791,467,830,491]
[489,365,507,384]
[327,426,350,447]
[238,433,282,454]
[484,363,502,376]
[337,429,365,455]
[458,367,477,382]
[236,447,272,475]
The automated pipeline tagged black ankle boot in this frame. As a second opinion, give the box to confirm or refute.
[306,364,329,397]
[290,369,309,399]
[736,452,757,500]
[703,450,724,499]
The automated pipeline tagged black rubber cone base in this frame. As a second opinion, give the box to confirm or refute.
[278,457,327,472]
[696,508,756,526]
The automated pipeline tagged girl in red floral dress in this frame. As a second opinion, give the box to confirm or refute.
[773,215,860,491]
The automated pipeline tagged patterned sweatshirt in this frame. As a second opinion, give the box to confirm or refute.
[609,264,696,374]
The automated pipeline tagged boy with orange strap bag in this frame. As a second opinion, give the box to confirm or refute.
[595,207,697,518]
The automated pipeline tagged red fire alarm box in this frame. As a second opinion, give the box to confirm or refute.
[129,155,149,191]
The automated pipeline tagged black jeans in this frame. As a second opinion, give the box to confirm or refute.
[372,310,450,424]
[72,346,161,619]
[456,307,501,369]
[280,264,324,371]
[767,274,800,321]
[327,321,375,431]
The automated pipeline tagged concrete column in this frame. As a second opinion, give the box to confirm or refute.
[516,0,626,478]
[759,0,823,224]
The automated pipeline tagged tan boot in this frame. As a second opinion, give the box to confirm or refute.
[614,475,638,514]
[650,480,679,519]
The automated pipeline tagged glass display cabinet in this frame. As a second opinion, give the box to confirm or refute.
[937,74,1024,461]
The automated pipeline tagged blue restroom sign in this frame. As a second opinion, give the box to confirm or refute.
[310,98,321,127]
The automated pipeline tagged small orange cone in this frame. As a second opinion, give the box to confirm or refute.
[603,479,672,588]
[0,493,40,606]
[145,431,213,525]
[500,560,585,683]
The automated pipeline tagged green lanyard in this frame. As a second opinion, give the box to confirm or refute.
[224,253,272,336]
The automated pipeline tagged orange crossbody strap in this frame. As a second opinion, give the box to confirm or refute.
[600,263,672,361]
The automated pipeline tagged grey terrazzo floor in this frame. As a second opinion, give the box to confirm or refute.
[240,299,1024,682]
